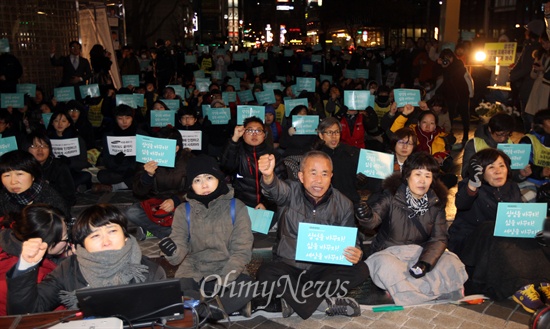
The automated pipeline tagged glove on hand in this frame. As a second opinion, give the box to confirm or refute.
[409,261,431,279]
[356,172,369,187]
[114,152,126,164]
[468,158,484,188]
[159,237,177,256]
[354,201,372,221]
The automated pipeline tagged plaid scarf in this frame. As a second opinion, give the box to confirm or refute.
[6,179,44,206]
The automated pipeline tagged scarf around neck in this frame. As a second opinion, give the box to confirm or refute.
[405,186,429,218]
[6,179,43,206]
[58,236,148,309]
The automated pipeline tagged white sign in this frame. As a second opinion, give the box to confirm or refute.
[50,138,80,158]
[179,130,202,150]
[107,136,136,156]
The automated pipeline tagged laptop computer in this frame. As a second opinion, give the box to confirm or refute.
[76,278,185,328]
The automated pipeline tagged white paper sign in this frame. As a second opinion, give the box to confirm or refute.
[179,130,202,150]
[50,138,80,157]
[107,136,136,156]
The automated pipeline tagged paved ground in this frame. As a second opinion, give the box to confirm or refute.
[74,119,536,328]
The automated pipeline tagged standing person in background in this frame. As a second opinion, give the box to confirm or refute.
[0,44,22,93]
[510,20,545,132]
[436,48,474,149]
[524,32,550,130]
[119,46,141,76]
[50,41,92,98]
[89,44,112,87]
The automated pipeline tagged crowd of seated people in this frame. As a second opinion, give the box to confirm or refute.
[0,37,549,323]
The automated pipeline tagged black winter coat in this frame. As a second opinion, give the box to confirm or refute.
[6,255,165,314]
[448,178,521,257]
[358,173,448,269]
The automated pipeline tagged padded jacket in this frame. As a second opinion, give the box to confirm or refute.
[358,173,448,269]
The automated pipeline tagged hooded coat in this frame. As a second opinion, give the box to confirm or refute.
[358,173,449,269]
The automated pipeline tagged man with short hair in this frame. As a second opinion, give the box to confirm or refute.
[256,151,368,319]
[50,41,92,88]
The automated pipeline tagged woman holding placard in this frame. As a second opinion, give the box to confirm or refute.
[448,147,550,304]
[356,152,466,305]
[46,109,91,191]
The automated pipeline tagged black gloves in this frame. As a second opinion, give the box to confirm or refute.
[114,152,126,164]
[409,261,431,279]
[159,237,177,256]
[467,158,484,188]
[356,172,369,187]
[354,201,372,221]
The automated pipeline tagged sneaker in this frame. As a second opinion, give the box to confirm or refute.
[134,227,146,242]
[513,284,544,313]
[325,297,361,317]
[539,283,550,305]
[281,298,294,318]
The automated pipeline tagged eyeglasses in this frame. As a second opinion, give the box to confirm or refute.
[68,109,80,113]
[493,131,512,138]
[397,140,415,147]
[322,130,341,136]
[245,129,265,135]
[29,144,49,149]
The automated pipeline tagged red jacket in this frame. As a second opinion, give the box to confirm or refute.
[340,114,366,149]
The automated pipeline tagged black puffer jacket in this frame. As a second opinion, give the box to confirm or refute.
[358,173,448,269]
[220,139,286,208]
[448,178,521,257]
[6,254,165,315]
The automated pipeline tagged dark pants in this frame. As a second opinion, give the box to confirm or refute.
[97,168,133,187]
[256,261,369,319]
[448,99,470,143]
[179,274,254,314]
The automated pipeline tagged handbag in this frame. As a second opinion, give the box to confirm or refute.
[140,198,174,227]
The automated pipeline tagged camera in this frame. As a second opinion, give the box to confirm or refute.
[441,58,450,66]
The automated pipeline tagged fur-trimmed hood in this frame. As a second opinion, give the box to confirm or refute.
[382,172,448,206]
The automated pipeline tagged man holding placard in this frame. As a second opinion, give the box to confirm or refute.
[256,151,368,319]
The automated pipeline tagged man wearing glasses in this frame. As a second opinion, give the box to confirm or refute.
[221,116,287,214]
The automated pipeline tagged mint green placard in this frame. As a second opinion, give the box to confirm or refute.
[255,90,276,105]
[116,94,137,108]
[302,64,313,73]
[222,92,237,103]
[136,134,176,168]
[252,66,264,76]
[494,203,546,238]
[344,90,372,110]
[237,90,254,103]
[312,55,322,63]
[394,89,421,108]
[237,105,264,125]
[0,136,18,156]
[79,84,100,98]
[344,69,357,79]
[295,223,357,266]
[208,108,231,125]
[17,84,36,97]
[133,93,145,107]
[356,69,369,79]
[122,75,139,87]
[284,98,308,117]
[211,71,222,80]
[292,115,319,135]
[247,207,274,235]
[357,149,394,179]
[150,110,175,127]
[257,52,268,60]
[497,144,531,170]
[295,77,315,93]
[185,55,196,64]
[193,70,205,79]
[319,75,333,84]
[42,113,53,127]
[0,38,9,53]
[228,78,241,91]
[54,87,76,102]
[160,99,180,111]
[195,78,211,92]
[263,82,283,91]
[1,93,24,108]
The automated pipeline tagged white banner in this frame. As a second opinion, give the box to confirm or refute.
[107,136,136,156]
[51,138,80,158]
[179,130,202,151]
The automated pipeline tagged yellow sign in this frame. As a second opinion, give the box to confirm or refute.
[483,42,517,66]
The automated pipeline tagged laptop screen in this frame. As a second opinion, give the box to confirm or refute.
[76,278,185,327]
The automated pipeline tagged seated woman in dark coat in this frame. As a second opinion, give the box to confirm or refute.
[6,204,166,314]
[0,150,71,218]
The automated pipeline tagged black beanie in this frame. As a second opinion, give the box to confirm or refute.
[186,155,225,188]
